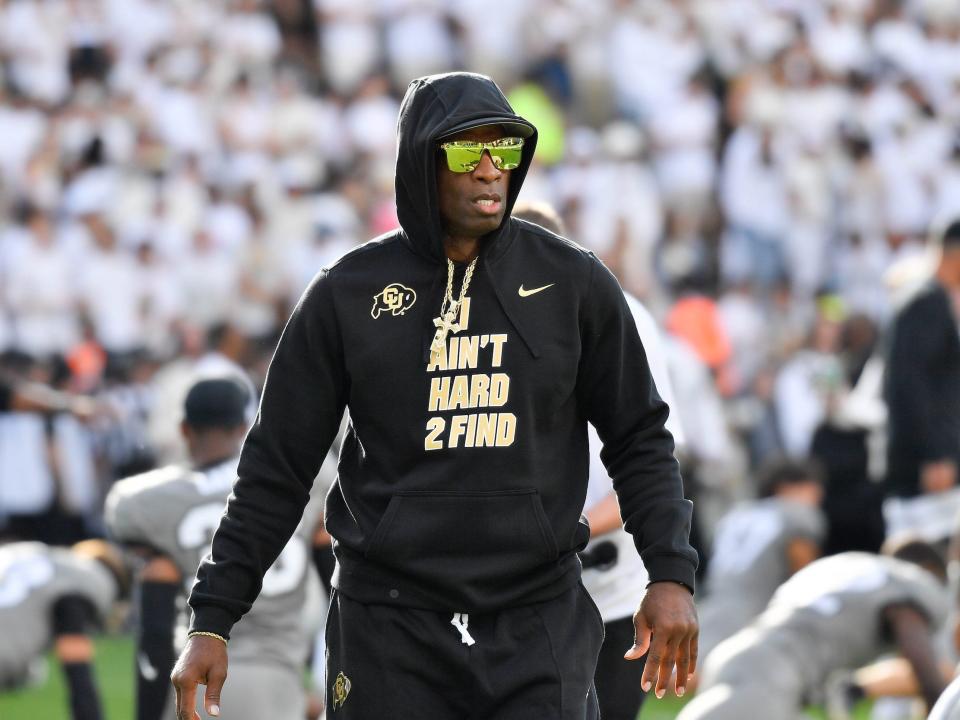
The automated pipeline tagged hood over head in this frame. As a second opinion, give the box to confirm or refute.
[395,72,538,263]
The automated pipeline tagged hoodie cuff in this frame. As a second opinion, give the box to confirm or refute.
[644,555,697,595]
[188,605,237,642]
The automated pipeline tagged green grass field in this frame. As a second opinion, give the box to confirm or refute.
[0,634,872,720]
[0,635,134,720]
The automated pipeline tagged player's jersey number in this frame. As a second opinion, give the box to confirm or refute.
[177,503,308,597]
[0,555,55,608]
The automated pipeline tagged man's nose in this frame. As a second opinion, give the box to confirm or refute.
[473,150,502,181]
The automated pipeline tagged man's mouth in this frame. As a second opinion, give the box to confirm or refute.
[473,194,502,214]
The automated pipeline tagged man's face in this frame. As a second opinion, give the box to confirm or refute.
[436,125,513,241]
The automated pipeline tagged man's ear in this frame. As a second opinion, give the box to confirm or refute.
[180,420,192,443]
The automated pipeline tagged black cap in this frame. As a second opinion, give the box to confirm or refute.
[437,118,535,140]
[183,377,249,429]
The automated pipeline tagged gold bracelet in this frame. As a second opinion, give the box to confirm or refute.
[187,630,228,645]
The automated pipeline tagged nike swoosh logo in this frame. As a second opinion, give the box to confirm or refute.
[518,283,554,298]
[137,651,158,681]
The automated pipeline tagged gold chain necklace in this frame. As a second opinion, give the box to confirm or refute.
[430,257,477,361]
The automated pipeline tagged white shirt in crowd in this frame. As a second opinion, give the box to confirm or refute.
[4,228,80,357]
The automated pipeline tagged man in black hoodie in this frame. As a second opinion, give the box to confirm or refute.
[883,219,960,543]
[172,72,698,720]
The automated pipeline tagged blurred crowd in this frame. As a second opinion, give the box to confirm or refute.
[1,0,960,553]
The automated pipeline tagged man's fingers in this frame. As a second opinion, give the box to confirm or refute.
[173,677,200,720]
[631,582,699,697]
[675,635,692,697]
[654,637,680,699]
[205,665,226,717]
[688,630,699,679]
[170,635,228,720]
[640,631,666,694]
[173,683,182,720]
[625,611,651,660]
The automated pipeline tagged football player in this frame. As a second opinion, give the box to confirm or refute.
[834,504,960,719]
[0,538,127,720]
[106,377,325,720]
[677,538,948,720]
[695,459,826,667]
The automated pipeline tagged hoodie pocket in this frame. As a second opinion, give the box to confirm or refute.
[364,489,559,598]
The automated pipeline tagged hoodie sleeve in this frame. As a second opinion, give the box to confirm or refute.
[188,270,348,638]
[578,257,698,592]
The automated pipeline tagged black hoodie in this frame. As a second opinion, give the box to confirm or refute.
[189,73,697,638]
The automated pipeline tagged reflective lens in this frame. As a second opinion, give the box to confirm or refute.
[439,137,525,173]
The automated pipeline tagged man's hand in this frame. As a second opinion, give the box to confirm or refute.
[920,460,957,494]
[624,581,698,699]
[170,635,228,719]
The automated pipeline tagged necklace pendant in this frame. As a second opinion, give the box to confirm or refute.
[430,327,447,358]
[430,305,462,358]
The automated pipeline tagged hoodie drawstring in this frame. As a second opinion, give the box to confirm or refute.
[450,612,476,646]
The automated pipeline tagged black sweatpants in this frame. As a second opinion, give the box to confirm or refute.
[594,616,646,720]
[325,583,604,719]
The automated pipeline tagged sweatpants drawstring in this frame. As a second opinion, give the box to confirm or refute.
[450,612,476,646]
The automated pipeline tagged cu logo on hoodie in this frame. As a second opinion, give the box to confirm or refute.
[371,283,417,318]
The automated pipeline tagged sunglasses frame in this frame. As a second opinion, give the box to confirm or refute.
[438,137,525,173]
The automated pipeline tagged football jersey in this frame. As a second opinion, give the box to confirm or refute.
[752,553,947,691]
[697,497,825,660]
[0,542,116,688]
[106,458,324,672]
[928,672,960,720]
